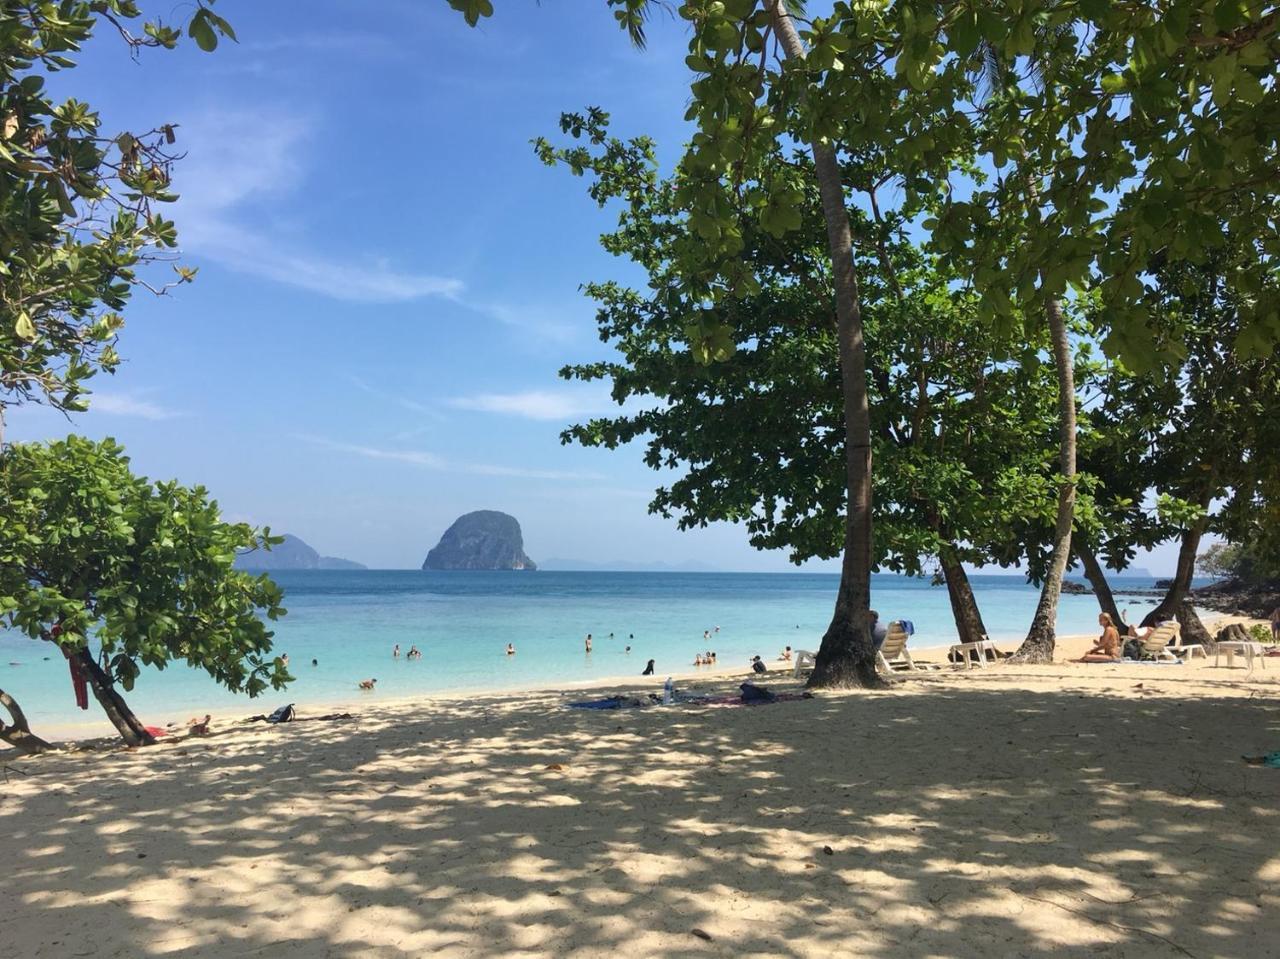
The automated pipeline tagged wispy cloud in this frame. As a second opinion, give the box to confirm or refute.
[448,389,612,422]
[174,110,463,304]
[88,392,183,420]
[348,375,443,418]
[300,435,603,482]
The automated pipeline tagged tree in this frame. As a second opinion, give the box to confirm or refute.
[540,115,1063,654]
[0,436,288,747]
[0,0,233,441]
[1124,258,1280,641]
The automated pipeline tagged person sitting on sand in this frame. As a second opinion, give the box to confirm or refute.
[359,678,378,690]
[642,659,655,676]
[1076,613,1122,662]
[751,655,767,674]
[186,714,211,736]
[778,645,793,662]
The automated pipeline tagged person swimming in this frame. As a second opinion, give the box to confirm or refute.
[694,653,704,666]
[642,659,655,676]
[358,678,378,690]
[311,658,318,667]
[506,643,515,656]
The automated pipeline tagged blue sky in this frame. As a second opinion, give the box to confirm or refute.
[7,2,1179,574]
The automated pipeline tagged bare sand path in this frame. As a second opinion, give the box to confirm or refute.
[3,634,1278,957]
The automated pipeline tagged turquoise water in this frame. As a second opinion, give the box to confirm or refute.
[1,570,1168,737]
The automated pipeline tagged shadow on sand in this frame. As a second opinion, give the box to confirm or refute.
[2,670,1278,956]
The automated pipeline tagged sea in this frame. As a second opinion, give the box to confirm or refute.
[1,570,1178,738]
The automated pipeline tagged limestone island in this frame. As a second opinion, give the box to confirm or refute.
[233,533,366,571]
[422,510,537,571]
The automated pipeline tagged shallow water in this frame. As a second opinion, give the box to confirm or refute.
[1,570,1176,736]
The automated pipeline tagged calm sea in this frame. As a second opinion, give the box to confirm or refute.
[1,570,1172,737]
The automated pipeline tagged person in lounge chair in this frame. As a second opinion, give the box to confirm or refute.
[870,610,888,650]
[1076,613,1122,662]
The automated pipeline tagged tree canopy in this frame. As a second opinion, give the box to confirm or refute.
[0,0,232,427]
[0,436,288,743]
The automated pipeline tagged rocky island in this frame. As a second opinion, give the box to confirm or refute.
[422,510,537,571]
[234,534,367,571]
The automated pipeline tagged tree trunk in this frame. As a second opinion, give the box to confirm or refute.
[1142,514,1211,639]
[56,643,155,747]
[1011,293,1077,664]
[1075,540,1122,626]
[0,687,55,754]
[939,548,989,646]
[769,1,880,688]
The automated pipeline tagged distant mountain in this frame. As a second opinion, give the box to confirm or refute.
[423,511,536,571]
[234,534,367,571]
[539,558,721,573]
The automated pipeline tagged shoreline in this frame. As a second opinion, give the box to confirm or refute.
[6,623,1277,957]
[20,611,1259,747]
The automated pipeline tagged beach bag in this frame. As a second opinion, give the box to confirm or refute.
[1122,639,1142,660]
[267,704,296,724]
[740,682,776,704]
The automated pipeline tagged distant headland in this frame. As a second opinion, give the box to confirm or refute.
[422,510,536,571]
[233,533,366,571]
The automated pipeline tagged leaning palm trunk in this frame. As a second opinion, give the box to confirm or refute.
[768,1,880,688]
[1011,292,1077,663]
[1075,540,1123,626]
[939,547,990,646]
[1141,508,1214,647]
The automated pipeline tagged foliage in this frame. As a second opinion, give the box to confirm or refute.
[0,1,231,420]
[1249,623,1275,645]
[0,436,289,697]
[540,112,1068,577]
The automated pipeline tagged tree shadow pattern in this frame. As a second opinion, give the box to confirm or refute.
[2,670,1279,957]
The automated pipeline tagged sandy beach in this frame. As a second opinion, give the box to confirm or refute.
[3,623,1278,957]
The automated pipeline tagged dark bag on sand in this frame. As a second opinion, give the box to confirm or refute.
[1122,639,1142,660]
[740,682,776,704]
[267,704,296,724]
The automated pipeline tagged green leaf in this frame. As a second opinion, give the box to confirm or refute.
[15,311,36,340]
[188,12,217,51]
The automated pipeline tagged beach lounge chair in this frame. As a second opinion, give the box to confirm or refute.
[793,649,818,676]
[1135,622,1182,662]
[948,637,1002,668]
[877,622,924,673]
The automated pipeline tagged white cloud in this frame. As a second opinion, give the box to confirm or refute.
[300,435,603,482]
[173,110,463,304]
[89,392,183,420]
[448,389,612,421]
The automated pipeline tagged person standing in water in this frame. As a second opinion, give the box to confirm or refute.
[506,643,515,656]
[393,644,400,659]
[585,634,593,653]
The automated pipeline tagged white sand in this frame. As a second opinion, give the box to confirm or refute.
[2,620,1278,957]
